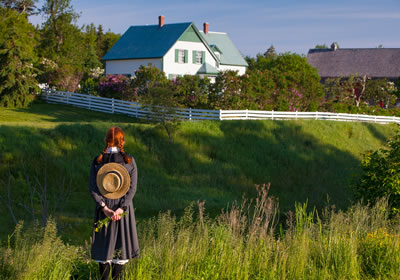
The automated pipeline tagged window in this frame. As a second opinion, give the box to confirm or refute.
[178,50,185,63]
[192,50,205,64]
[195,51,202,64]
[175,49,188,64]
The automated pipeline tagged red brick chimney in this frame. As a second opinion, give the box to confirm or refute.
[203,22,209,34]
[159,15,165,27]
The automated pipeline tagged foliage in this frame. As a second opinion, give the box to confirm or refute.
[4,194,400,279]
[98,74,137,101]
[315,44,329,49]
[0,8,38,107]
[173,75,210,109]
[319,102,400,117]
[94,212,128,232]
[324,76,398,108]
[354,134,400,214]
[263,44,277,58]
[38,0,85,92]
[0,0,37,15]
[132,64,170,96]
[141,86,182,142]
[209,70,244,109]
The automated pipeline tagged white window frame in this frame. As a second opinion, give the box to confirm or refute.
[195,51,203,64]
[178,49,185,64]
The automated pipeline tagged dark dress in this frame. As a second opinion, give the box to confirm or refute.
[89,152,139,261]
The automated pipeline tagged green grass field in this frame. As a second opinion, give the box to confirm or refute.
[0,101,397,245]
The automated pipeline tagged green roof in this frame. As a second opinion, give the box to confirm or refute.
[103,22,192,60]
[196,63,220,75]
[200,31,248,67]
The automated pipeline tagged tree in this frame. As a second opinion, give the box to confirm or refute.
[354,134,400,214]
[209,70,244,109]
[133,64,170,96]
[0,8,38,107]
[0,0,37,15]
[264,45,277,58]
[173,75,210,109]
[315,44,329,49]
[267,53,324,111]
[141,86,182,143]
[38,0,85,91]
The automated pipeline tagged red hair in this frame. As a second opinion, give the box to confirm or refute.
[96,127,132,164]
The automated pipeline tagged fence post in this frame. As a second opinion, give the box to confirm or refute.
[112,98,114,113]
[296,110,298,120]
[356,114,359,121]
[66,93,70,105]
[88,95,91,110]
[272,110,274,120]
[219,109,222,121]
[135,104,139,119]
[246,109,248,120]
[315,111,318,120]
[189,108,192,121]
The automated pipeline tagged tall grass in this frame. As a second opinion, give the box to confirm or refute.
[2,189,400,279]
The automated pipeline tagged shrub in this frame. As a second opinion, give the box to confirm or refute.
[173,75,210,109]
[98,74,137,101]
[354,133,400,214]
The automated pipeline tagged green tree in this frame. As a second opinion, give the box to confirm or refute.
[174,75,210,109]
[0,0,37,15]
[267,53,324,111]
[38,0,85,92]
[264,45,277,58]
[133,64,170,96]
[141,86,182,143]
[0,8,38,107]
[354,134,400,214]
[209,70,244,109]
[315,44,329,49]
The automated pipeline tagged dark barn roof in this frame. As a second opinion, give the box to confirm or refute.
[307,48,400,79]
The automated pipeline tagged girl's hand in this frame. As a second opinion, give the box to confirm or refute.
[103,206,115,218]
[112,208,124,221]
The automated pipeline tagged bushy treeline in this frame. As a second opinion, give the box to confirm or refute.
[0,0,120,107]
[2,191,400,280]
[90,48,400,115]
[91,55,326,112]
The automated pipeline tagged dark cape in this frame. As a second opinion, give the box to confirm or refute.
[89,152,139,261]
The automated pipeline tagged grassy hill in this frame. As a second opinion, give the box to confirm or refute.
[0,101,397,245]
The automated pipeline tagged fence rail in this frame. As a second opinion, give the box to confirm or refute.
[40,90,400,124]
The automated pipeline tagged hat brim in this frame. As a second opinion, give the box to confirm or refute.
[96,162,130,199]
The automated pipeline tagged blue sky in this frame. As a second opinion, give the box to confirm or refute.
[30,0,400,57]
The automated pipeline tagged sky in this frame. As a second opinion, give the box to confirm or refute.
[29,0,400,57]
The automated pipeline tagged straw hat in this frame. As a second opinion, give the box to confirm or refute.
[96,163,130,199]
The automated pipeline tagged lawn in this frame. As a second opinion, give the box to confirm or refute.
[0,101,397,245]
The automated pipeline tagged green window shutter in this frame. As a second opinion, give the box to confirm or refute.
[202,51,205,64]
[192,50,196,64]
[175,49,179,63]
[168,74,173,80]
[184,50,188,63]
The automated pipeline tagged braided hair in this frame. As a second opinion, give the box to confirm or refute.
[96,127,132,164]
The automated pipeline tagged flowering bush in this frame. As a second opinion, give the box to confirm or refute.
[98,74,138,101]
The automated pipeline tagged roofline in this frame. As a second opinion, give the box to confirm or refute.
[103,57,163,62]
[163,22,220,64]
[191,24,220,63]
[127,22,193,28]
[200,31,227,35]
[308,47,400,54]
[220,62,248,67]
[321,75,400,79]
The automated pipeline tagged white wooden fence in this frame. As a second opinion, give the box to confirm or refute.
[40,90,400,124]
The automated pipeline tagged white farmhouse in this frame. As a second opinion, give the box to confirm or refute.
[103,16,248,82]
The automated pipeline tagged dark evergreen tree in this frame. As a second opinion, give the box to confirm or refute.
[0,8,38,107]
